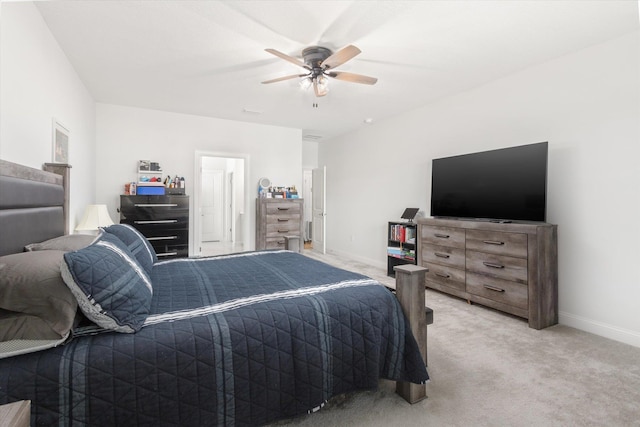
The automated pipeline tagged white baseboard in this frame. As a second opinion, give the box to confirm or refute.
[559,311,640,348]
[325,248,386,270]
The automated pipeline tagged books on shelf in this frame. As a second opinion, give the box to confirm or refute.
[387,246,415,260]
[389,224,416,244]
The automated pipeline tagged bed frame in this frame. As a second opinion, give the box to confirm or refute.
[0,160,71,256]
[0,159,429,404]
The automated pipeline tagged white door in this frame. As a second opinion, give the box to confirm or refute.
[202,169,224,242]
[312,166,326,254]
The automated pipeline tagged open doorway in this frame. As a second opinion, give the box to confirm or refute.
[302,169,313,249]
[193,152,247,257]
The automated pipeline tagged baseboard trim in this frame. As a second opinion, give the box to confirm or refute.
[326,248,385,270]
[559,311,640,348]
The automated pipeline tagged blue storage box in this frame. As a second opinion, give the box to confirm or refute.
[137,185,165,195]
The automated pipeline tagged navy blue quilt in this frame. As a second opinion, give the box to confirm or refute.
[0,251,428,426]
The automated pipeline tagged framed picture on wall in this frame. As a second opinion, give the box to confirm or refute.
[52,118,70,164]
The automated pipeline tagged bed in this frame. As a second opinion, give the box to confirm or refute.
[0,160,428,426]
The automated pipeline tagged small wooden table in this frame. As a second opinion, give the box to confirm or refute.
[0,400,30,427]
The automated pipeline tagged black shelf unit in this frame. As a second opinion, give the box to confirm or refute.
[387,221,417,277]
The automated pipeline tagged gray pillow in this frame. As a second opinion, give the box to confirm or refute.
[0,250,78,341]
[25,234,97,252]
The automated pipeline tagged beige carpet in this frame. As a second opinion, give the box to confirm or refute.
[272,249,640,426]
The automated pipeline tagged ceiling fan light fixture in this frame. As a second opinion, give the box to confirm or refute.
[316,75,329,96]
[299,77,312,90]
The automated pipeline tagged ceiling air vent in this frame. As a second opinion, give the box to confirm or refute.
[303,134,323,141]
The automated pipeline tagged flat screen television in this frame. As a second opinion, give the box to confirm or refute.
[430,141,548,222]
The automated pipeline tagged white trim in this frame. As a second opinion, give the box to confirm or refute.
[559,311,640,348]
[326,247,385,271]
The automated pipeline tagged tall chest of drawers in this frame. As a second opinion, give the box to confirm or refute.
[256,198,304,252]
[417,218,557,329]
[119,195,189,259]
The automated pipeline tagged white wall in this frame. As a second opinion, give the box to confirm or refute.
[0,2,96,231]
[319,31,640,347]
[302,140,319,169]
[95,103,302,253]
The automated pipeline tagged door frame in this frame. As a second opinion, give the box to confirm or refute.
[193,151,250,256]
[312,166,326,254]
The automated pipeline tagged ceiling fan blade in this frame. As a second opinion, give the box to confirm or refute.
[262,74,308,84]
[320,45,361,70]
[265,48,310,70]
[327,71,378,85]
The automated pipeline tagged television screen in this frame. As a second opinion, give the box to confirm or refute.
[430,142,548,222]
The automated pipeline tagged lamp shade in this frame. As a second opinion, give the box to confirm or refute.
[75,204,115,231]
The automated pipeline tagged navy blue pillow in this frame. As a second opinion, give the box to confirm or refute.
[60,232,153,333]
[102,224,157,274]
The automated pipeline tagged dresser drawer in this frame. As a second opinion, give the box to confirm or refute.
[466,272,528,311]
[120,195,189,210]
[466,230,527,258]
[421,225,465,248]
[153,243,188,259]
[266,221,300,237]
[134,227,188,243]
[466,250,528,283]
[265,213,301,227]
[424,263,466,292]
[421,244,465,269]
[265,201,301,215]
[265,236,288,249]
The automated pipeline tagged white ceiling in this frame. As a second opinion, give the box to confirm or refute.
[34,1,639,141]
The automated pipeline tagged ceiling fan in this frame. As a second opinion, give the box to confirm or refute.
[262,45,378,97]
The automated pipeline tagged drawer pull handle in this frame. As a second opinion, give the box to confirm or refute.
[435,252,450,259]
[277,207,290,211]
[134,204,178,207]
[435,272,451,279]
[146,236,178,241]
[156,252,178,257]
[277,218,289,222]
[277,241,285,245]
[434,233,449,239]
[483,262,504,269]
[134,220,178,224]
[277,229,289,233]
[483,284,505,293]
[483,240,505,246]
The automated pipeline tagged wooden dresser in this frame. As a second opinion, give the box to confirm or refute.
[119,195,189,259]
[417,217,557,329]
[256,198,304,252]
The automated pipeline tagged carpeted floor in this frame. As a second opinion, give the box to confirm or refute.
[273,249,640,426]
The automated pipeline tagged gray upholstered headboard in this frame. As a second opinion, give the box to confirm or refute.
[0,160,68,256]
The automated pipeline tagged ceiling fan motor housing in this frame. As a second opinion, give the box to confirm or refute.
[302,46,333,76]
